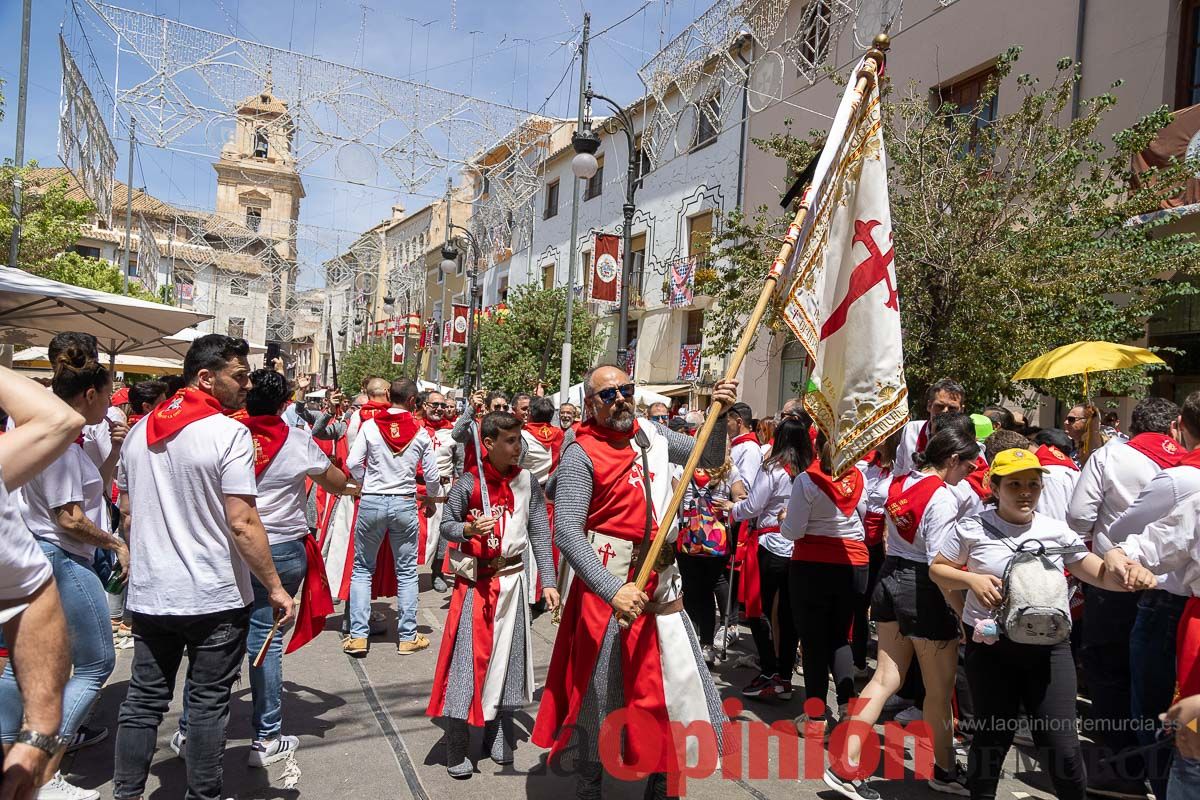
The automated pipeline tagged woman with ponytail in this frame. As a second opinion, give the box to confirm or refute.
[0,346,123,800]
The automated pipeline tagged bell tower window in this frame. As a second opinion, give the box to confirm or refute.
[253,129,269,158]
[246,206,262,232]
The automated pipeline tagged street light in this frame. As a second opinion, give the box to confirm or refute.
[442,229,484,402]
[580,85,641,369]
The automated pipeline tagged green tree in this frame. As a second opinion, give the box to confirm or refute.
[0,161,97,274]
[703,48,1200,408]
[338,340,404,397]
[41,251,157,301]
[441,285,604,396]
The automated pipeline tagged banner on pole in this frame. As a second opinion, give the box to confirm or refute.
[448,304,469,345]
[778,57,908,476]
[589,233,620,303]
[391,334,405,365]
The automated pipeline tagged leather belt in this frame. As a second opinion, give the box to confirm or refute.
[479,553,523,571]
[644,596,684,616]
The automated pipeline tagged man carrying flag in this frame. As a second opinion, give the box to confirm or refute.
[113,335,295,800]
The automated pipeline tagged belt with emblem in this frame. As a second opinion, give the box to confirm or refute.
[478,553,523,573]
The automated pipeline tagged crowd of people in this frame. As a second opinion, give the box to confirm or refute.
[3,334,1200,800]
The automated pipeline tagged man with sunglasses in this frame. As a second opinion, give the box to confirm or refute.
[486,392,510,414]
[532,365,739,799]
[419,392,459,592]
[647,402,671,426]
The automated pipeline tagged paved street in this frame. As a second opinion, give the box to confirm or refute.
[67,571,1072,799]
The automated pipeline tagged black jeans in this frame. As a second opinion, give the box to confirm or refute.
[852,542,885,669]
[964,631,1085,800]
[113,605,251,800]
[1130,590,1187,799]
[745,547,798,678]
[1081,586,1145,779]
[677,552,730,646]
[790,560,867,711]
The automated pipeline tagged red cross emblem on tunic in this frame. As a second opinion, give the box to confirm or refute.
[820,218,899,341]
[598,542,616,566]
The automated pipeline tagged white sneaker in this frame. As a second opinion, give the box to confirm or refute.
[37,773,99,800]
[169,729,186,759]
[894,706,923,724]
[248,734,299,768]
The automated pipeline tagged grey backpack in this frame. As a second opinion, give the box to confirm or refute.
[979,519,1087,646]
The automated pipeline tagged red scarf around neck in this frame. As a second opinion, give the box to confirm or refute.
[359,400,392,421]
[146,388,224,446]
[374,410,421,454]
[1180,447,1200,470]
[425,417,453,433]
[1036,444,1078,471]
[885,473,945,544]
[915,420,931,454]
[964,456,992,500]
[242,414,290,476]
[731,432,760,449]
[127,413,146,427]
[1127,432,1184,470]
[524,421,565,462]
[805,461,864,516]
[459,458,520,561]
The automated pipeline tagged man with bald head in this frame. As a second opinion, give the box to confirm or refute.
[532,365,739,798]
[347,378,391,448]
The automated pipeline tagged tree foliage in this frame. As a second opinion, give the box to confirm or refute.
[703,49,1200,408]
[0,161,97,274]
[41,251,157,301]
[337,340,404,397]
[441,284,605,396]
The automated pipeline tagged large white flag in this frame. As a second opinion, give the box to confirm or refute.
[779,57,908,476]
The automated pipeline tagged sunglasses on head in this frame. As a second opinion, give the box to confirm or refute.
[595,383,636,405]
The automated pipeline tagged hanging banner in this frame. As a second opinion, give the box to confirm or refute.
[391,334,406,365]
[678,343,702,381]
[589,233,621,303]
[669,256,695,309]
[448,304,469,345]
[443,320,452,344]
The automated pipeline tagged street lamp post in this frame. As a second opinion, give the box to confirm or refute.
[572,87,640,370]
[440,225,483,403]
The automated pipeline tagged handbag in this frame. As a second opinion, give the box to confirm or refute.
[679,476,730,557]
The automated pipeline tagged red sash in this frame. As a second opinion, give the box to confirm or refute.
[805,461,864,516]
[524,421,565,465]
[284,535,334,654]
[737,524,773,618]
[241,414,289,477]
[964,456,991,501]
[864,511,886,546]
[145,388,224,446]
[1036,444,1078,471]
[1127,432,1184,470]
[374,410,421,454]
[1175,596,1200,702]
[915,421,930,454]
[885,474,945,544]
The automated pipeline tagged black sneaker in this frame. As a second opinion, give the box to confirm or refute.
[928,763,970,796]
[66,724,108,752]
[823,765,881,800]
[741,673,774,697]
[1086,776,1149,799]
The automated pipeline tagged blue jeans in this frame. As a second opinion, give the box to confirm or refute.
[180,538,307,740]
[1131,590,1187,799]
[350,494,419,641]
[0,541,115,741]
[1169,754,1200,800]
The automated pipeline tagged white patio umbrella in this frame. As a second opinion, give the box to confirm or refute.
[123,325,268,360]
[12,346,183,375]
[0,265,210,355]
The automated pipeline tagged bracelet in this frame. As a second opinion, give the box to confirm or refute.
[15,728,68,756]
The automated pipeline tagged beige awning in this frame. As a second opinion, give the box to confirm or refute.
[637,383,692,398]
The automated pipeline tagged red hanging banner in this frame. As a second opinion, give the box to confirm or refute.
[589,233,620,303]
[391,334,406,365]
[448,304,469,345]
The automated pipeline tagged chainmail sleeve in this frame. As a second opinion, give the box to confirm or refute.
[528,479,556,588]
[439,473,475,543]
[553,443,624,603]
[658,417,728,468]
[451,409,477,445]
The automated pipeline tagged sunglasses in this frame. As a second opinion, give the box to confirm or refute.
[492,403,510,411]
[426,402,448,410]
[650,414,669,423]
[595,383,636,405]
[1065,415,1084,425]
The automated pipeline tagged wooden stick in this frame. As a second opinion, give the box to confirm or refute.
[252,611,286,669]
[626,38,890,611]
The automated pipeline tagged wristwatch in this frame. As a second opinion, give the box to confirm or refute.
[15,728,68,756]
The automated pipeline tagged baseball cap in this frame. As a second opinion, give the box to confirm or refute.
[989,448,1048,479]
[970,413,994,441]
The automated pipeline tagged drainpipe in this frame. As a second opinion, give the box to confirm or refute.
[1071,0,1087,119]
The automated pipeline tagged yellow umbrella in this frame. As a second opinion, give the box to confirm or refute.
[1013,341,1164,396]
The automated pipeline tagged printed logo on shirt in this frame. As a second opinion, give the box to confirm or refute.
[160,394,185,416]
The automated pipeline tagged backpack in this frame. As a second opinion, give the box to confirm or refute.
[679,476,730,558]
[979,519,1087,646]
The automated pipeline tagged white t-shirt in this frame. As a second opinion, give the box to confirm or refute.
[80,406,126,471]
[118,413,258,615]
[0,468,52,617]
[730,436,764,491]
[883,471,961,564]
[731,464,794,558]
[256,427,331,545]
[781,469,868,543]
[15,444,107,559]
[1068,438,1163,550]
[942,509,1088,627]
[1036,464,1079,522]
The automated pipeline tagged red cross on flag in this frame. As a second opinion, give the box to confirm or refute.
[778,56,908,476]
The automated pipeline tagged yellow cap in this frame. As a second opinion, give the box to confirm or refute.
[989,448,1049,480]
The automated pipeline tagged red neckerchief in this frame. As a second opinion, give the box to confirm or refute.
[241,414,290,477]
[1180,448,1200,470]
[964,456,992,500]
[731,432,759,449]
[885,473,945,543]
[127,413,145,427]
[146,388,224,446]
[374,409,421,454]
[225,408,248,421]
[915,420,931,454]
[693,470,712,489]
[359,400,392,422]
[1127,432,1184,470]
[425,417,453,433]
[1036,444,1078,471]
[571,419,653,541]
[524,421,565,464]
[459,458,520,561]
[805,461,864,516]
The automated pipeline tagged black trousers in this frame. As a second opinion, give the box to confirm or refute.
[1080,586,1145,778]
[113,605,251,800]
[677,552,730,646]
[964,631,1085,800]
[790,560,867,711]
[745,547,798,678]
[851,542,885,669]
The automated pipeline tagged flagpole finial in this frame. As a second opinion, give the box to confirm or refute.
[873,33,891,52]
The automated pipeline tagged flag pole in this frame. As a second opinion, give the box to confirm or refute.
[626,35,890,610]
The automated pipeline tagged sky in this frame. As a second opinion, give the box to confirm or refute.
[0,0,701,275]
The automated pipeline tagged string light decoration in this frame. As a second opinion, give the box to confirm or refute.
[58,34,117,225]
